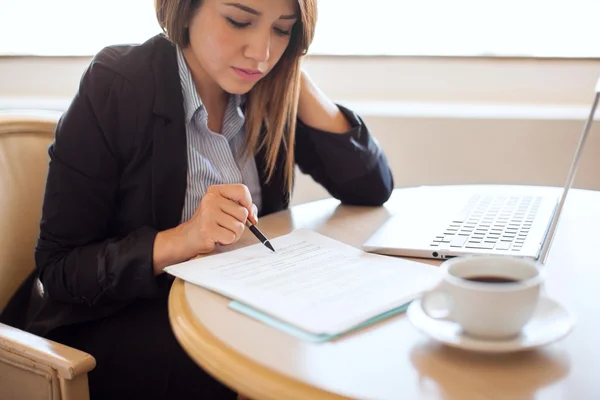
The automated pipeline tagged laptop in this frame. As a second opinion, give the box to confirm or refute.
[363,77,600,264]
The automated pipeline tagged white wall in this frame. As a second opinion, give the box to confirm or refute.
[1,55,599,206]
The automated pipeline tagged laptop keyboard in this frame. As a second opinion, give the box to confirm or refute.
[430,195,542,252]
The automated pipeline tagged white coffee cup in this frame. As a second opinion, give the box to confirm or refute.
[421,255,544,340]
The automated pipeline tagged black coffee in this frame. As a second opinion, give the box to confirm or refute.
[464,276,518,284]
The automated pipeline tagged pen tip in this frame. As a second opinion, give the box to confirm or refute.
[265,241,275,252]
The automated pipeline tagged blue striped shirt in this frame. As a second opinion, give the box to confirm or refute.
[176,47,262,223]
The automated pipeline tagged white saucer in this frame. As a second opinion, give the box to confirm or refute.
[407,296,576,353]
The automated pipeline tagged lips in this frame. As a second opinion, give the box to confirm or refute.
[235,67,262,75]
[232,67,264,82]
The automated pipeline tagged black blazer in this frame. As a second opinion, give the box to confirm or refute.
[1,34,393,337]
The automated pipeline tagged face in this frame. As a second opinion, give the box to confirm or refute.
[184,0,298,96]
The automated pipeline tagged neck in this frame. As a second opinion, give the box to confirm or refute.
[181,47,228,111]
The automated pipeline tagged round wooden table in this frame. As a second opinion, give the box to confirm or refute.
[168,186,600,400]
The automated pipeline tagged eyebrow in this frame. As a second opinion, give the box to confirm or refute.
[224,2,297,19]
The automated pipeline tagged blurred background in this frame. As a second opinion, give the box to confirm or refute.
[1,0,599,205]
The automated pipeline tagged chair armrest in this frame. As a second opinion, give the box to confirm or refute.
[0,322,95,379]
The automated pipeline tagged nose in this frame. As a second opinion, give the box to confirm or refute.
[244,29,270,63]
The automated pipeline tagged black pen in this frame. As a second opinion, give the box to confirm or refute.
[245,220,275,252]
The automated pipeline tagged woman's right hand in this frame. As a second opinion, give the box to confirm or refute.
[181,184,258,256]
[153,184,257,274]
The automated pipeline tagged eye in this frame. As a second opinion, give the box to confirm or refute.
[274,27,291,36]
[226,17,250,29]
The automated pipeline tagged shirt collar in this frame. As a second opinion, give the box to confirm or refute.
[176,46,245,125]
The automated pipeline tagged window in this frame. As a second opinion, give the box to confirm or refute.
[1,0,599,57]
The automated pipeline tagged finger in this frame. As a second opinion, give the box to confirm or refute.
[215,184,253,215]
[250,204,258,225]
[213,226,236,246]
[219,198,249,223]
[214,217,243,245]
[216,212,245,239]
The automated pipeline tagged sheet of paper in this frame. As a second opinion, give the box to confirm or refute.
[165,229,441,335]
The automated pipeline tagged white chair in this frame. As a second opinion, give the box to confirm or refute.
[0,110,95,400]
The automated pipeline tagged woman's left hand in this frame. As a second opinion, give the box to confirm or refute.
[297,69,352,134]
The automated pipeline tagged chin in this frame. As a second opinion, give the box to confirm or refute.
[220,79,256,95]
[226,86,253,95]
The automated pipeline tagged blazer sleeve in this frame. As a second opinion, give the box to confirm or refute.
[294,104,394,206]
[35,62,160,307]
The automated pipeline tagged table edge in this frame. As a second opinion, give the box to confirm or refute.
[168,278,351,400]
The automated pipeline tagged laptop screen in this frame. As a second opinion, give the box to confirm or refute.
[539,85,600,263]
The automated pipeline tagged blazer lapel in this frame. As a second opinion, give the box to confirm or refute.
[149,35,188,231]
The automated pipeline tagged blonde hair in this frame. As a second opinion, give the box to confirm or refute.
[155,0,318,195]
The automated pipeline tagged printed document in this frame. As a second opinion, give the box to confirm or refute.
[165,229,441,335]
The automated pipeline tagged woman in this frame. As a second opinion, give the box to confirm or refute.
[1,0,393,398]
